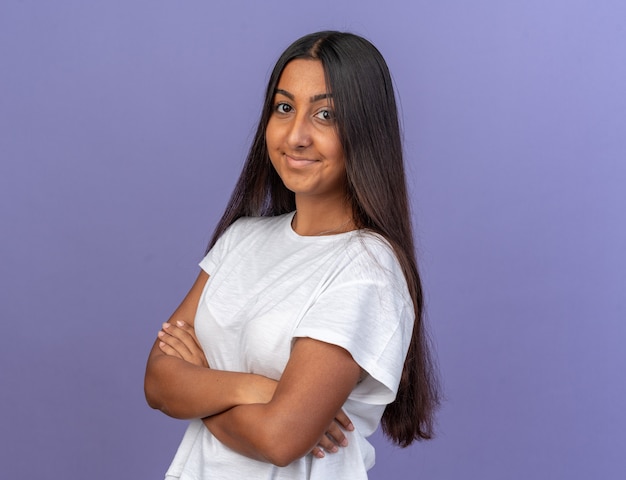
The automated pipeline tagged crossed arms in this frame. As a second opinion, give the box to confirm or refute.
[144,271,361,467]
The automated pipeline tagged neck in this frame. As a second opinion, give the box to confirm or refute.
[292,195,355,236]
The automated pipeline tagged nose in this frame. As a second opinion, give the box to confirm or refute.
[286,112,312,149]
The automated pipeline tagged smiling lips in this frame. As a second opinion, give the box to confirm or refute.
[285,154,318,168]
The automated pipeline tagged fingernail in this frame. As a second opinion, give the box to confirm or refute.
[347,422,354,431]
[329,446,338,453]
[340,438,349,447]
[176,320,184,327]
[157,331,164,338]
[159,341,166,348]
[163,323,170,329]
[316,450,325,458]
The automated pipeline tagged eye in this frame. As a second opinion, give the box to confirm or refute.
[274,103,293,114]
[315,109,335,122]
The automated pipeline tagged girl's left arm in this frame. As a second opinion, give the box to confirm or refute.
[202,336,361,467]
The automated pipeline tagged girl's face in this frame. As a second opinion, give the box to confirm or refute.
[266,59,347,202]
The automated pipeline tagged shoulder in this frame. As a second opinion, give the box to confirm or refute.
[236,213,292,231]
[221,213,293,242]
[345,231,404,278]
[331,231,412,308]
[200,214,292,273]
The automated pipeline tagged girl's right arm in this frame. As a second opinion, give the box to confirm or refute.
[143,271,277,419]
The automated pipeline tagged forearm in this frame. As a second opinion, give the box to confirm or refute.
[201,337,361,466]
[203,403,316,467]
[144,353,273,419]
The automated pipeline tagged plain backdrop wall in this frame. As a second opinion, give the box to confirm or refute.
[1,1,625,478]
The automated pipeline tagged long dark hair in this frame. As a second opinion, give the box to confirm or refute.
[207,31,439,446]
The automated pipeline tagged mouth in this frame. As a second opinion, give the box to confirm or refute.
[284,154,318,168]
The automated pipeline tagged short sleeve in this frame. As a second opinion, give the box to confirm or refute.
[292,238,414,405]
[199,219,247,274]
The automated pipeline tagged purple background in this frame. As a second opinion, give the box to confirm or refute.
[1,1,625,478]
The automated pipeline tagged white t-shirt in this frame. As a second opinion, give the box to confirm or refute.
[165,212,414,480]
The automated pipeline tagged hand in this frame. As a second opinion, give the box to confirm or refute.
[310,410,354,459]
[158,320,209,368]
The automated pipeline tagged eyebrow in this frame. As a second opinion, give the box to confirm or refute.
[275,89,333,103]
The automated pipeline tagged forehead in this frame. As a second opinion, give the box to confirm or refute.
[276,59,328,95]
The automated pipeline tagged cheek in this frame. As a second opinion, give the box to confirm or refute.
[325,137,345,166]
[265,128,280,171]
[325,129,343,157]
[265,119,281,152]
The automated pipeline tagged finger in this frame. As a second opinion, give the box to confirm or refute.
[174,321,209,367]
[175,321,207,360]
[310,446,325,459]
[159,326,194,358]
[318,433,339,453]
[162,323,198,356]
[157,339,183,359]
[175,320,202,346]
[161,323,208,367]
[167,322,203,354]
[325,421,348,448]
[335,410,354,431]
[159,332,206,367]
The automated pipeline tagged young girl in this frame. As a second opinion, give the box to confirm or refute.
[145,31,439,479]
